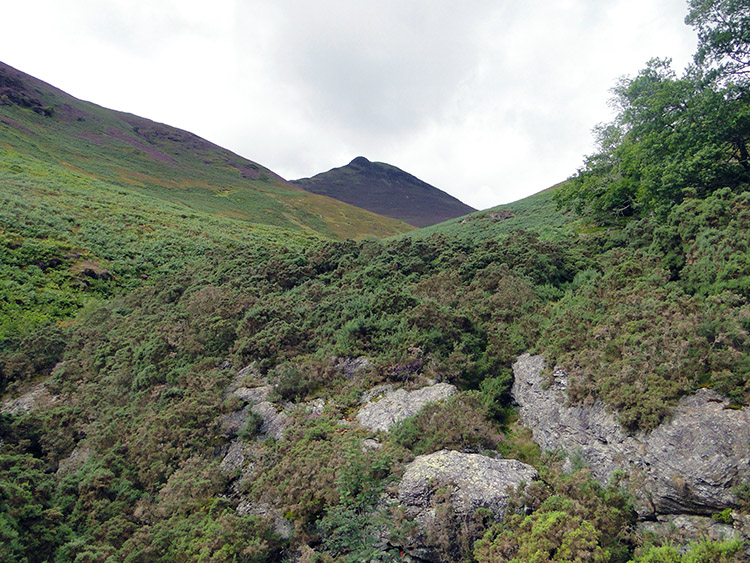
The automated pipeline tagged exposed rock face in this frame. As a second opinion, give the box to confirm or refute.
[1,382,56,414]
[237,501,294,540]
[251,401,290,441]
[638,514,741,546]
[396,450,537,561]
[57,445,94,475]
[398,450,537,519]
[356,383,457,432]
[219,440,255,475]
[334,356,372,379]
[233,385,272,404]
[512,353,750,517]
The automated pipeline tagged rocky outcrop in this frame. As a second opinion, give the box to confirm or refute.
[333,356,372,379]
[237,501,294,540]
[638,514,741,546]
[251,401,290,441]
[396,450,537,561]
[356,383,457,432]
[398,450,537,518]
[1,382,57,414]
[512,353,750,517]
[219,440,256,475]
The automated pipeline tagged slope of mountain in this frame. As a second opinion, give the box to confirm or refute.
[0,62,412,240]
[3,15,750,559]
[292,156,476,227]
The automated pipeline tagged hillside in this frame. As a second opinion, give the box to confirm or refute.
[2,5,750,561]
[0,62,412,241]
[292,156,476,227]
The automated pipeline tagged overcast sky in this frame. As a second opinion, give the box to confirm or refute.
[2,1,698,209]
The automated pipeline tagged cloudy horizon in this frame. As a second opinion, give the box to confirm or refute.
[2,0,697,210]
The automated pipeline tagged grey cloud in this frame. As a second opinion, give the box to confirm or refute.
[239,0,498,138]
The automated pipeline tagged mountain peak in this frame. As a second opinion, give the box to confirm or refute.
[349,156,371,167]
[293,157,476,227]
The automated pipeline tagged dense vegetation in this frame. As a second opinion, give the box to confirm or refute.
[1,1,749,561]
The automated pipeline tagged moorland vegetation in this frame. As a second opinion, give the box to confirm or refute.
[1,1,749,561]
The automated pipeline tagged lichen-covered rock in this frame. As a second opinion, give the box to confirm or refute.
[334,356,372,379]
[57,445,94,475]
[512,353,750,517]
[233,385,272,404]
[356,383,457,432]
[237,501,294,539]
[396,450,537,561]
[220,440,255,474]
[398,449,537,518]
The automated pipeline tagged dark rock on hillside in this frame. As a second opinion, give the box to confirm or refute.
[293,156,476,227]
[0,64,52,116]
[511,353,750,518]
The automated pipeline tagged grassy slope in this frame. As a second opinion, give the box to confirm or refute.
[0,62,412,241]
[400,182,573,241]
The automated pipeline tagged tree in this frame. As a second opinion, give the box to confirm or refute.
[686,0,750,82]
[556,1,750,221]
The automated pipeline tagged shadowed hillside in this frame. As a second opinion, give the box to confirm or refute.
[293,156,476,227]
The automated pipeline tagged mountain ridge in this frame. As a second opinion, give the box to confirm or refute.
[0,61,413,241]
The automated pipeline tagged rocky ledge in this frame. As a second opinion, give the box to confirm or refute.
[511,353,750,519]
[398,449,537,518]
[396,449,537,561]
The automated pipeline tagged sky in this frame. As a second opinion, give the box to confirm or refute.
[2,1,698,210]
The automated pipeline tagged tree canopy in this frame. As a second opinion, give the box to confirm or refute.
[556,0,750,221]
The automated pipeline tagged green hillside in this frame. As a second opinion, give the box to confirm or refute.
[1,2,750,562]
[0,62,412,241]
[402,181,573,241]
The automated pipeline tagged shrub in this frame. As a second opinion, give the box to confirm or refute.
[390,393,502,456]
[238,410,264,441]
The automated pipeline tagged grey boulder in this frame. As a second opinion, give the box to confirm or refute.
[356,383,457,433]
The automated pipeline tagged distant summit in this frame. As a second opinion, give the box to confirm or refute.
[293,157,476,227]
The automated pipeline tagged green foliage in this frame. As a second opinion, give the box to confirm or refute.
[317,445,398,561]
[712,508,734,524]
[629,538,745,563]
[544,190,749,429]
[474,510,609,563]
[475,464,636,563]
[0,451,71,562]
[479,370,515,423]
[686,0,750,81]
[390,393,503,455]
[248,415,367,522]
[238,410,264,441]
[556,58,750,221]
[733,480,750,511]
